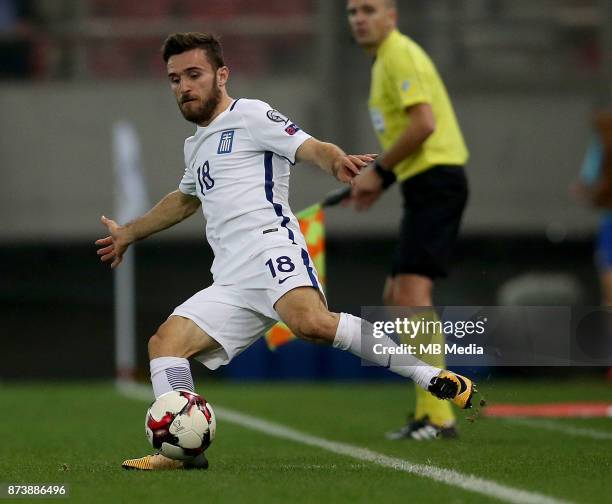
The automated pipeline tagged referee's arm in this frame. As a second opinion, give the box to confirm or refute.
[351,103,435,210]
[377,103,435,171]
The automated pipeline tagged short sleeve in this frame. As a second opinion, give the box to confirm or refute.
[241,100,311,163]
[178,166,197,196]
[385,52,430,109]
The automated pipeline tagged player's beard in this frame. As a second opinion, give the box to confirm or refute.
[179,78,221,125]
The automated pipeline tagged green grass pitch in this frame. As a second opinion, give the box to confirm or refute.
[1,380,610,503]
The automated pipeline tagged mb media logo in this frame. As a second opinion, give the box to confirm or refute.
[217,130,235,154]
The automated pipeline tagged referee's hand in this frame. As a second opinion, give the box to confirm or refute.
[350,164,384,211]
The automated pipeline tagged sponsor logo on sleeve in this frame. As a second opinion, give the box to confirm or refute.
[401,80,411,92]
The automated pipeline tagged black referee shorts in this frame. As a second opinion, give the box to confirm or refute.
[391,165,468,280]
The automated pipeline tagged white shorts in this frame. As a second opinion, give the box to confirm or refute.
[171,245,325,370]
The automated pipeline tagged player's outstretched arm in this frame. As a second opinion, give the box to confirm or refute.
[295,138,375,183]
[95,190,201,268]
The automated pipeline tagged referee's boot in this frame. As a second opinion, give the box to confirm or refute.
[122,452,208,471]
[385,414,458,441]
[427,370,475,409]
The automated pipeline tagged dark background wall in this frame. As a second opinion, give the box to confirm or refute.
[1,235,600,380]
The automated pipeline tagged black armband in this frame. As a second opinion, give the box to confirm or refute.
[374,161,397,189]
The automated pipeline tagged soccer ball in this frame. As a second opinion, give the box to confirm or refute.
[145,390,216,460]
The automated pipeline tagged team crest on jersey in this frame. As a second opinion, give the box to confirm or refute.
[285,123,300,136]
[217,130,235,154]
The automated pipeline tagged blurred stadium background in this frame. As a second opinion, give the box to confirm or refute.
[1,0,611,383]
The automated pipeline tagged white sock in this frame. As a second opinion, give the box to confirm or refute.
[332,313,440,389]
[150,356,195,399]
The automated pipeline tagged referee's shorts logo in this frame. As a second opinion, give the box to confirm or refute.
[217,130,235,154]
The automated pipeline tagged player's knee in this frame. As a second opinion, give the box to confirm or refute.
[148,333,164,358]
[392,293,419,306]
[392,289,431,307]
[392,276,433,306]
[148,323,185,359]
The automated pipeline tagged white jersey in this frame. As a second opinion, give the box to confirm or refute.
[178,98,312,285]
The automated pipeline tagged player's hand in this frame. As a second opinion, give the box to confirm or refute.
[350,165,384,211]
[95,216,133,269]
[333,154,377,183]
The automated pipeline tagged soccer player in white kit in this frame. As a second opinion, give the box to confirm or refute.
[95,32,475,470]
